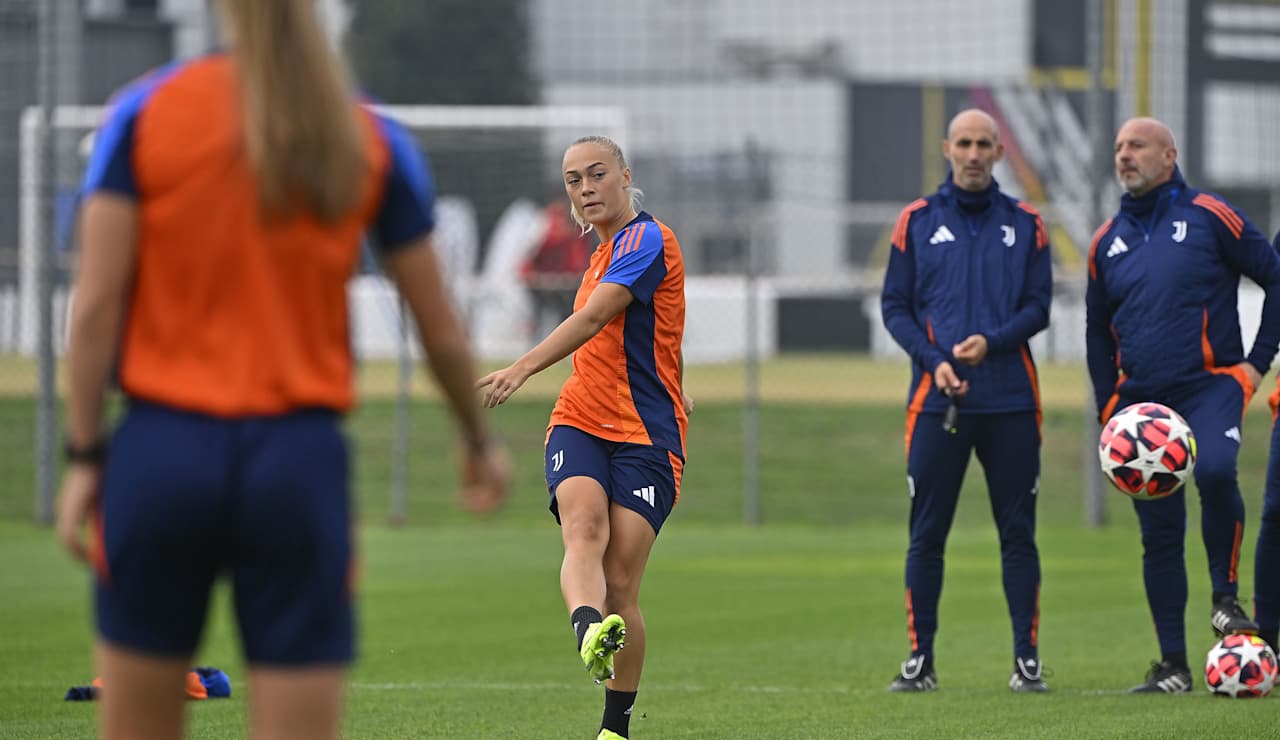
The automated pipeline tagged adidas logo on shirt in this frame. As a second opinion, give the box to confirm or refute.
[1106,236,1129,258]
[1225,426,1241,443]
[928,225,956,245]
[632,486,656,507]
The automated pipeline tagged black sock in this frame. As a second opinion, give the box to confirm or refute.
[1162,651,1188,670]
[1261,630,1279,653]
[601,688,637,738]
[1212,591,1231,605]
[571,606,603,651]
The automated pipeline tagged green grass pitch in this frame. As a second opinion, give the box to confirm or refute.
[0,357,1277,737]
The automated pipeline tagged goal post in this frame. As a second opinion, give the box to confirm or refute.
[17,104,98,358]
[17,103,628,356]
[19,102,627,526]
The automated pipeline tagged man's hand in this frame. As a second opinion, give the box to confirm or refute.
[934,361,969,398]
[1235,361,1262,396]
[952,334,989,366]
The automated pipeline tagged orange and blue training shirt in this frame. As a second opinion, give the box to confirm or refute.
[80,53,435,417]
[548,211,687,459]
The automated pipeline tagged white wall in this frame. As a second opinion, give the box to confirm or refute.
[865,283,1269,364]
[347,275,777,364]
[5,280,1267,367]
[303,279,1278,366]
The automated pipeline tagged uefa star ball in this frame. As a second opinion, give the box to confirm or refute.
[1098,402,1196,500]
[1205,634,1279,698]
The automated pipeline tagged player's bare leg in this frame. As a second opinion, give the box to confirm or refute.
[602,505,654,689]
[95,640,188,740]
[556,476,618,680]
[598,504,656,738]
[248,666,345,740]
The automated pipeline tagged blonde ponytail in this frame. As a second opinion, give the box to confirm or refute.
[221,0,365,222]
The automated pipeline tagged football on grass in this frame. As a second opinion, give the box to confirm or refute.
[1205,634,1278,698]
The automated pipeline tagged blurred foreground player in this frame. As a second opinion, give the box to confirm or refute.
[55,1,508,738]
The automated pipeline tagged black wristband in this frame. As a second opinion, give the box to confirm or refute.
[64,438,108,466]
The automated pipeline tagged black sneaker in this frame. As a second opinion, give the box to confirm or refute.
[1211,595,1259,637]
[1008,656,1050,692]
[888,655,936,692]
[1128,660,1192,693]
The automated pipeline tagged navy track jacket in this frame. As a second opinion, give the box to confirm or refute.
[881,178,1053,415]
[1086,168,1280,417]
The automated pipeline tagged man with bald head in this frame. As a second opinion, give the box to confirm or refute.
[882,108,1053,693]
[1087,116,1280,692]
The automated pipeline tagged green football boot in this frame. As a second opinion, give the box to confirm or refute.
[580,613,626,683]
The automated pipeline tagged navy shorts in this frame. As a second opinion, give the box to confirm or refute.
[544,425,682,534]
[94,401,354,665]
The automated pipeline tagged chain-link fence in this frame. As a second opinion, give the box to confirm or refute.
[4,0,1280,527]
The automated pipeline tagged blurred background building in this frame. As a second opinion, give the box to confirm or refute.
[4,0,1279,359]
[3,0,1280,521]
